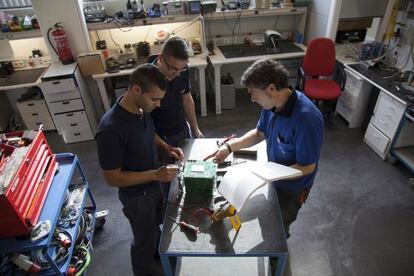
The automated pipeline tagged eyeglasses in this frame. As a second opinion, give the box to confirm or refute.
[162,56,188,74]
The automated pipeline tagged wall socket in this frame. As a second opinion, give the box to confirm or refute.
[11,57,52,69]
[11,60,26,68]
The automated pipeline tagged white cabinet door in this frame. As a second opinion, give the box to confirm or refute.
[371,92,405,139]
[364,123,390,158]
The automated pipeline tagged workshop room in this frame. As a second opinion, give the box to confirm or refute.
[1,0,414,275]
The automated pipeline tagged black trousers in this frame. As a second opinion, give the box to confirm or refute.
[119,188,164,276]
[275,187,310,238]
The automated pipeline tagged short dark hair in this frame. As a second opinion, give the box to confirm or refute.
[241,58,289,90]
[161,37,189,60]
[128,63,167,92]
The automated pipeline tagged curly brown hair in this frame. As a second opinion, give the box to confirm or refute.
[241,58,289,90]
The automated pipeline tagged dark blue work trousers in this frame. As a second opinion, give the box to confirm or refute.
[275,187,311,238]
[119,188,164,276]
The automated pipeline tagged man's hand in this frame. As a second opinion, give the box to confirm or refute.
[168,147,185,161]
[155,165,179,182]
[203,146,230,164]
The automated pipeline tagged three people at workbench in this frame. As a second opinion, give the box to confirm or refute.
[96,36,323,276]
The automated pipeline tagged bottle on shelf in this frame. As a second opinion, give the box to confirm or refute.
[126,0,132,10]
[132,0,138,11]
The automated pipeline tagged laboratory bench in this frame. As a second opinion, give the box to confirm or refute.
[92,54,208,116]
[159,139,288,276]
[342,62,414,180]
[208,43,306,115]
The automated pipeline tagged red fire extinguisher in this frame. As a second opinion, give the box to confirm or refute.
[47,23,74,65]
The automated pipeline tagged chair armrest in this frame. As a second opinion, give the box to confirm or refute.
[296,67,305,91]
[334,61,346,91]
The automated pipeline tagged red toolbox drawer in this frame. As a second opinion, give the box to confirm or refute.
[0,130,57,238]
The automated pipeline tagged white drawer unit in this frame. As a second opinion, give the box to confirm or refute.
[371,92,405,138]
[16,99,56,131]
[16,99,49,114]
[24,116,55,131]
[364,90,407,159]
[364,123,390,157]
[48,98,84,115]
[336,68,372,128]
[54,111,88,126]
[61,127,94,144]
[40,63,97,143]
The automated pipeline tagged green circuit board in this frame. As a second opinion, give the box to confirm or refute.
[183,160,216,195]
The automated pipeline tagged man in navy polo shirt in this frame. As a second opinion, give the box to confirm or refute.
[148,37,203,160]
[96,64,184,276]
[207,58,323,238]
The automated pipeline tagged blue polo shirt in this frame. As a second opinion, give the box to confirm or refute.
[147,55,190,137]
[96,97,161,195]
[257,90,323,192]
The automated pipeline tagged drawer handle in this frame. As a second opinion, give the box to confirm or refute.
[32,113,39,116]
[70,123,78,127]
[52,81,60,85]
[62,101,70,105]
[27,103,34,106]
[66,113,74,117]
[74,132,81,136]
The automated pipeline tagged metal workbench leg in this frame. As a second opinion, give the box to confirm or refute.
[214,64,222,115]
[160,254,177,276]
[274,254,288,276]
[96,78,111,112]
[199,66,207,116]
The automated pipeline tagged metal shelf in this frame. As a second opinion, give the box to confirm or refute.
[392,147,414,173]
[87,14,201,31]
[0,29,42,40]
[0,153,97,276]
[87,7,307,32]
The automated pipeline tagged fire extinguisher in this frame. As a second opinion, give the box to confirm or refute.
[47,23,74,65]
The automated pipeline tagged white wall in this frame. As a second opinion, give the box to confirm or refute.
[305,0,333,43]
[9,37,49,59]
[31,0,92,62]
[90,21,201,51]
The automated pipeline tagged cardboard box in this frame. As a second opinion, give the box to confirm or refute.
[77,52,105,76]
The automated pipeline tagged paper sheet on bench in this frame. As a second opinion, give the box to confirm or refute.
[218,162,302,211]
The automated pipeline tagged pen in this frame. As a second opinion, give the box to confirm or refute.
[216,134,236,147]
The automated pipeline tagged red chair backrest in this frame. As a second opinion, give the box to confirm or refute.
[303,38,336,77]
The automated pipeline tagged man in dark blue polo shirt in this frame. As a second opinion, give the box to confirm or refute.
[206,59,323,238]
[148,37,203,159]
[96,64,184,276]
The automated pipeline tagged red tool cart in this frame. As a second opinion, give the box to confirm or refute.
[0,129,58,238]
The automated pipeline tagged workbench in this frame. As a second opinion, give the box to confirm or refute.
[92,54,208,116]
[343,62,414,180]
[208,44,306,115]
[159,139,288,276]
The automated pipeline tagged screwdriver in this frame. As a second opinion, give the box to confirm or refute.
[168,216,200,234]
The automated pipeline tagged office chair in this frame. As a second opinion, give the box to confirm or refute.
[297,37,346,129]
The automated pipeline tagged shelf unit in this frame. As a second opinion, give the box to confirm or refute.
[87,7,307,32]
[0,29,42,40]
[0,153,96,275]
[87,14,202,31]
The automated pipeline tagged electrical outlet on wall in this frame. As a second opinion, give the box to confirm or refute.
[223,37,232,45]
[11,60,26,69]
